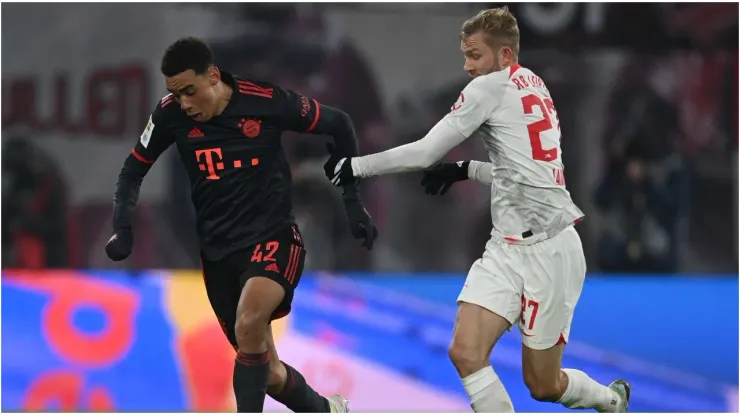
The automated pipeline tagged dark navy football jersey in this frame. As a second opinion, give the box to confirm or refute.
[131,72,321,260]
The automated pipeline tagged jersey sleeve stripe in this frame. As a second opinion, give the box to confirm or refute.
[237,80,271,91]
[239,90,273,99]
[161,94,175,108]
[131,148,153,164]
[237,80,274,98]
[304,99,320,132]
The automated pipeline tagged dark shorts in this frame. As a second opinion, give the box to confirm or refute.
[201,223,306,347]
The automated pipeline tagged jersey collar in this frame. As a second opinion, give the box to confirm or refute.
[216,70,241,118]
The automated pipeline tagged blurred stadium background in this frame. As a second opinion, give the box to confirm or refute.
[2,2,738,412]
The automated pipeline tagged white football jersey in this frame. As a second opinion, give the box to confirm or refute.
[443,64,584,244]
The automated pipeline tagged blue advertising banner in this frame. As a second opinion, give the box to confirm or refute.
[293,273,738,412]
[2,270,737,412]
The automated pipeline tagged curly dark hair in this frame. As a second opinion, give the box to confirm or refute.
[160,37,214,77]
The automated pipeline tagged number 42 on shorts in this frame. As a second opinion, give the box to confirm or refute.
[251,242,279,262]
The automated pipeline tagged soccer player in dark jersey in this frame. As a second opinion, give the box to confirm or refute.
[105,37,377,413]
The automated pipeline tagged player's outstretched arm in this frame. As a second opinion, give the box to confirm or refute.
[106,107,175,261]
[324,76,498,186]
[324,118,469,186]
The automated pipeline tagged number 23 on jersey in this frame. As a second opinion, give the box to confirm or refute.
[521,94,565,186]
[521,94,561,161]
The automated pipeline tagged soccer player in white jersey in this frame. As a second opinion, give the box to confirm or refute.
[323,6,631,414]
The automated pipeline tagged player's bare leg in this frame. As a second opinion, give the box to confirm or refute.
[522,342,630,412]
[448,302,515,412]
[264,323,347,412]
[232,276,285,412]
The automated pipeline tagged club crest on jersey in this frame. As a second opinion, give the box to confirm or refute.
[450,92,465,113]
[238,118,262,138]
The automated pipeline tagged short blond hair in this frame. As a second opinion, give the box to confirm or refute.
[461,6,520,57]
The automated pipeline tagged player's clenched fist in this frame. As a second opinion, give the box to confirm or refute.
[421,161,470,195]
[323,143,355,186]
[105,228,133,261]
[343,197,378,250]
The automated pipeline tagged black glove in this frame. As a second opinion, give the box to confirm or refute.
[421,161,470,195]
[343,196,378,250]
[105,228,133,261]
[323,143,355,187]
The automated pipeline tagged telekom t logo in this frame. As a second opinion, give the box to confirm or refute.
[196,148,224,180]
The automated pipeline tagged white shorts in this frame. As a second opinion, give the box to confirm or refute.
[457,226,586,350]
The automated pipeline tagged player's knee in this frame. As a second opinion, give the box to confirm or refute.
[234,310,269,346]
[524,376,561,402]
[448,338,486,376]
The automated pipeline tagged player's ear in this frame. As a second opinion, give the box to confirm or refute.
[208,65,220,86]
[499,46,514,65]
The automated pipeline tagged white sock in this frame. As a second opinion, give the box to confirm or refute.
[558,368,620,412]
[461,366,515,413]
